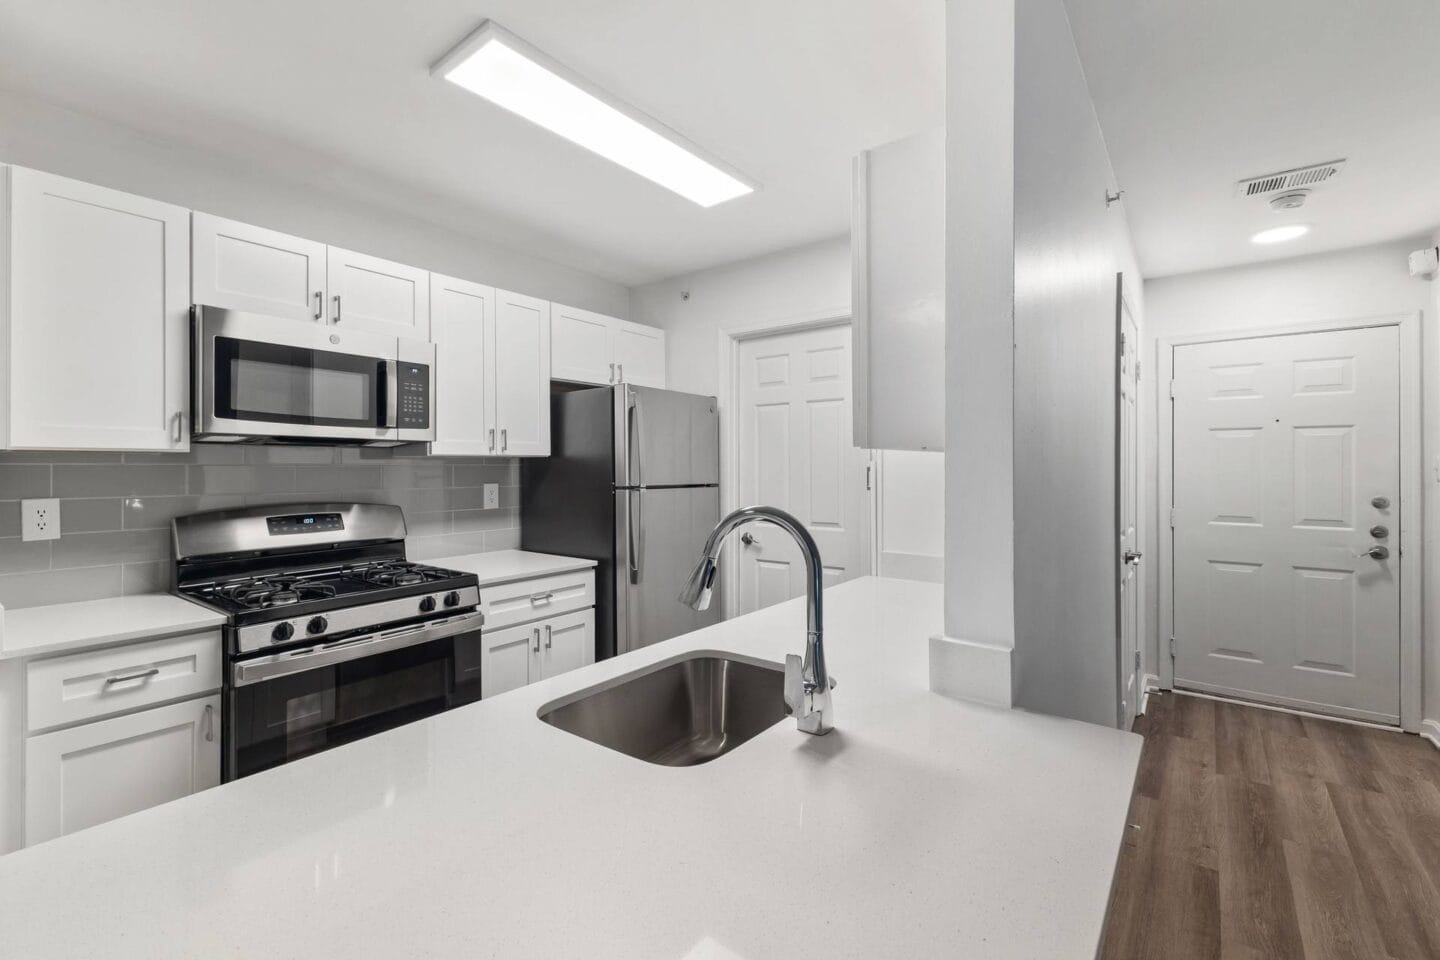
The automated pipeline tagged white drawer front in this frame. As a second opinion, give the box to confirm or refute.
[480,570,595,631]
[26,631,222,733]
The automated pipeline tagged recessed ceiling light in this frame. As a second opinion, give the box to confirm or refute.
[432,21,756,208]
[1251,224,1310,244]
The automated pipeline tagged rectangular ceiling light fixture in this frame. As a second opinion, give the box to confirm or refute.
[432,20,756,208]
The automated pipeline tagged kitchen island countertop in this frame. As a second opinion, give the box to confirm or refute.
[0,575,1140,959]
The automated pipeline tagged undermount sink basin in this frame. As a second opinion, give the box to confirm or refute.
[538,652,788,766]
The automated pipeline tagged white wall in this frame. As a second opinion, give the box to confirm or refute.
[0,90,629,316]
[1142,238,1437,731]
[630,237,945,582]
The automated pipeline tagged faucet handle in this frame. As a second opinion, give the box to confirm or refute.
[784,654,803,716]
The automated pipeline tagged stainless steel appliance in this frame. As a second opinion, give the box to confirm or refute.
[172,502,482,781]
[192,305,435,445]
[521,384,721,661]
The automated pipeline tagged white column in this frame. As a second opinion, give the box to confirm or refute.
[929,0,1017,707]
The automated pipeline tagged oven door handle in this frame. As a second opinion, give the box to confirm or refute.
[232,611,483,687]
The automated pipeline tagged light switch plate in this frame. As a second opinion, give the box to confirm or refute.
[483,483,500,510]
[22,498,61,541]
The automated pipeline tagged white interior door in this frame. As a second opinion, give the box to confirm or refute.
[1171,325,1401,723]
[1117,292,1140,729]
[734,324,872,614]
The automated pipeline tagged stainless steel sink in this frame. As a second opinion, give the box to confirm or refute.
[538,653,787,766]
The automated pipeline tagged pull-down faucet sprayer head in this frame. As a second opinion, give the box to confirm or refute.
[679,554,719,611]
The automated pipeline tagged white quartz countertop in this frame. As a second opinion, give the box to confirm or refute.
[0,594,225,661]
[0,576,1141,959]
[428,548,595,586]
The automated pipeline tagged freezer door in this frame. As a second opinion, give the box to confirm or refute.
[615,486,722,654]
[613,385,720,488]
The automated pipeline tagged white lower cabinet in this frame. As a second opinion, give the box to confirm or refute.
[479,572,596,698]
[25,694,221,845]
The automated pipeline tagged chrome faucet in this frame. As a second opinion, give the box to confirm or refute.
[679,505,835,735]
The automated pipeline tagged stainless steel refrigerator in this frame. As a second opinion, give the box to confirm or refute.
[521,384,722,661]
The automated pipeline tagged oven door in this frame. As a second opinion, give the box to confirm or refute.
[226,611,483,780]
[194,305,399,443]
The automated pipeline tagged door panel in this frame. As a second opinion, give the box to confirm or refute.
[326,247,429,338]
[539,609,595,679]
[492,290,551,457]
[1171,325,1400,722]
[552,305,615,385]
[1117,289,1140,729]
[614,321,666,388]
[616,487,721,654]
[192,213,326,323]
[735,325,872,615]
[481,622,536,698]
[617,385,719,487]
[430,274,494,455]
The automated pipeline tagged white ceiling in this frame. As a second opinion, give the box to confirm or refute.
[0,0,943,287]
[1064,0,1440,278]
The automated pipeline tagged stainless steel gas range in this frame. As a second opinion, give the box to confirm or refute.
[172,502,483,781]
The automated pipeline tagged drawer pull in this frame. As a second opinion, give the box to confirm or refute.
[104,668,159,687]
[529,592,555,605]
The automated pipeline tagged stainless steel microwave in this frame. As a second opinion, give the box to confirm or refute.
[192,306,435,446]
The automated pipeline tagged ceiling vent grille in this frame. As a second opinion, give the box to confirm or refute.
[1235,160,1346,198]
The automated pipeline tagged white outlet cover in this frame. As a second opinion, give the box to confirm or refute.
[22,498,61,542]
[483,483,500,510]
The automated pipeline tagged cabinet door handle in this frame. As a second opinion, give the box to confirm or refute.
[532,628,540,653]
[171,411,185,444]
[501,428,508,452]
[609,362,615,383]
[545,625,552,650]
[617,363,624,382]
[488,428,496,452]
[332,294,342,324]
[203,703,215,742]
[313,291,323,321]
[104,668,159,686]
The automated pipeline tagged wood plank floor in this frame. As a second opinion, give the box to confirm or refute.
[1100,692,1440,960]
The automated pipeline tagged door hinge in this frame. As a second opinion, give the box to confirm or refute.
[1134,650,1142,671]
[865,465,872,491]
[1135,360,1142,381]
[1169,637,1177,662]
[1168,379,1176,399]
[1169,507,1176,528]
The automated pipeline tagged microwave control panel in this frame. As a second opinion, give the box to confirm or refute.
[396,362,431,429]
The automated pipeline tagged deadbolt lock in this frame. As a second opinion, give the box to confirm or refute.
[1371,496,1391,509]
[1370,525,1389,539]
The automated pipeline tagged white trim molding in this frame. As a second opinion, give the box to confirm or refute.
[1157,312,1424,732]
[929,634,1013,708]
[1422,719,1440,752]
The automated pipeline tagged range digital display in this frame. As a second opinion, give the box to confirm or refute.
[266,513,344,536]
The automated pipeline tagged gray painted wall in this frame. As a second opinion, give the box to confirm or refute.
[0,446,519,610]
[1008,0,1143,726]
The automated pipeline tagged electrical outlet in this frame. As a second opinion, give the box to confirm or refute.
[22,498,61,542]
[483,483,500,510]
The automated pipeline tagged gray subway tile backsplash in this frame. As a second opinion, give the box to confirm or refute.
[0,446,523,610]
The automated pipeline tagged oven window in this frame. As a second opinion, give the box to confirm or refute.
[214,337,386,427]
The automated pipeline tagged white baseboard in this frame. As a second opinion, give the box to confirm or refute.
[1422,719,1440,752]
[1139,674,1162,716]
[928,634,1012,708]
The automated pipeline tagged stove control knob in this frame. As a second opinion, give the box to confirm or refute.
[271,621,295,643]
[418,596,437,613]
[443,591,461,608]
[306,616,328,636]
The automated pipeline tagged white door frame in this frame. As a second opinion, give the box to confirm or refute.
[1157,312,1423,731]
[715,309,874,620]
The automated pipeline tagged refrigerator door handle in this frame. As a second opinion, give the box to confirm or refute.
[632,391,645,489]
[627,489,641,583]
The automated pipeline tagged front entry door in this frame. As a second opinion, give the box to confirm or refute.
[734,324,872,614]
[1171,325,1401,723]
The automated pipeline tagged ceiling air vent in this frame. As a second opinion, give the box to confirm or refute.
[1234,159,1346,199]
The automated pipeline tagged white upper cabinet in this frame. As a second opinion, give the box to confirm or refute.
[491,289,551,457]
[852,128,944,451]
[2,166,190,451]
[551,305,666,388]
[192,213,326,322]
[430,273,495,456]
[551,304,615,385]
[327,246,430,338]
[613,320,666,388]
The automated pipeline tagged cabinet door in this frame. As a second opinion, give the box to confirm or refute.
[429,274,496,456]
[491,289,551,457]
[6,167,190,451]
[538,609,595,681]
[613,321,666,388]
[481,622,538,699]
[327,246,430,338]
[191,213,327,323]
[24,694,220,845]
[551,304,616,385]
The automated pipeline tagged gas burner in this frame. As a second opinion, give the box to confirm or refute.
[356,561,433,588]
[216,577,338,609]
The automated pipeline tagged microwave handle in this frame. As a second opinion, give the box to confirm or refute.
[383,359,399,429]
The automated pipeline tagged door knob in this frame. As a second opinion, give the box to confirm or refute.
[1357,545,1390,560]
[1123,550,1142,565]
[740,532,759,546]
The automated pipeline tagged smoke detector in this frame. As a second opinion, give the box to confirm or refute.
[1269,190,1310,211]
[1235,159,1346,199]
